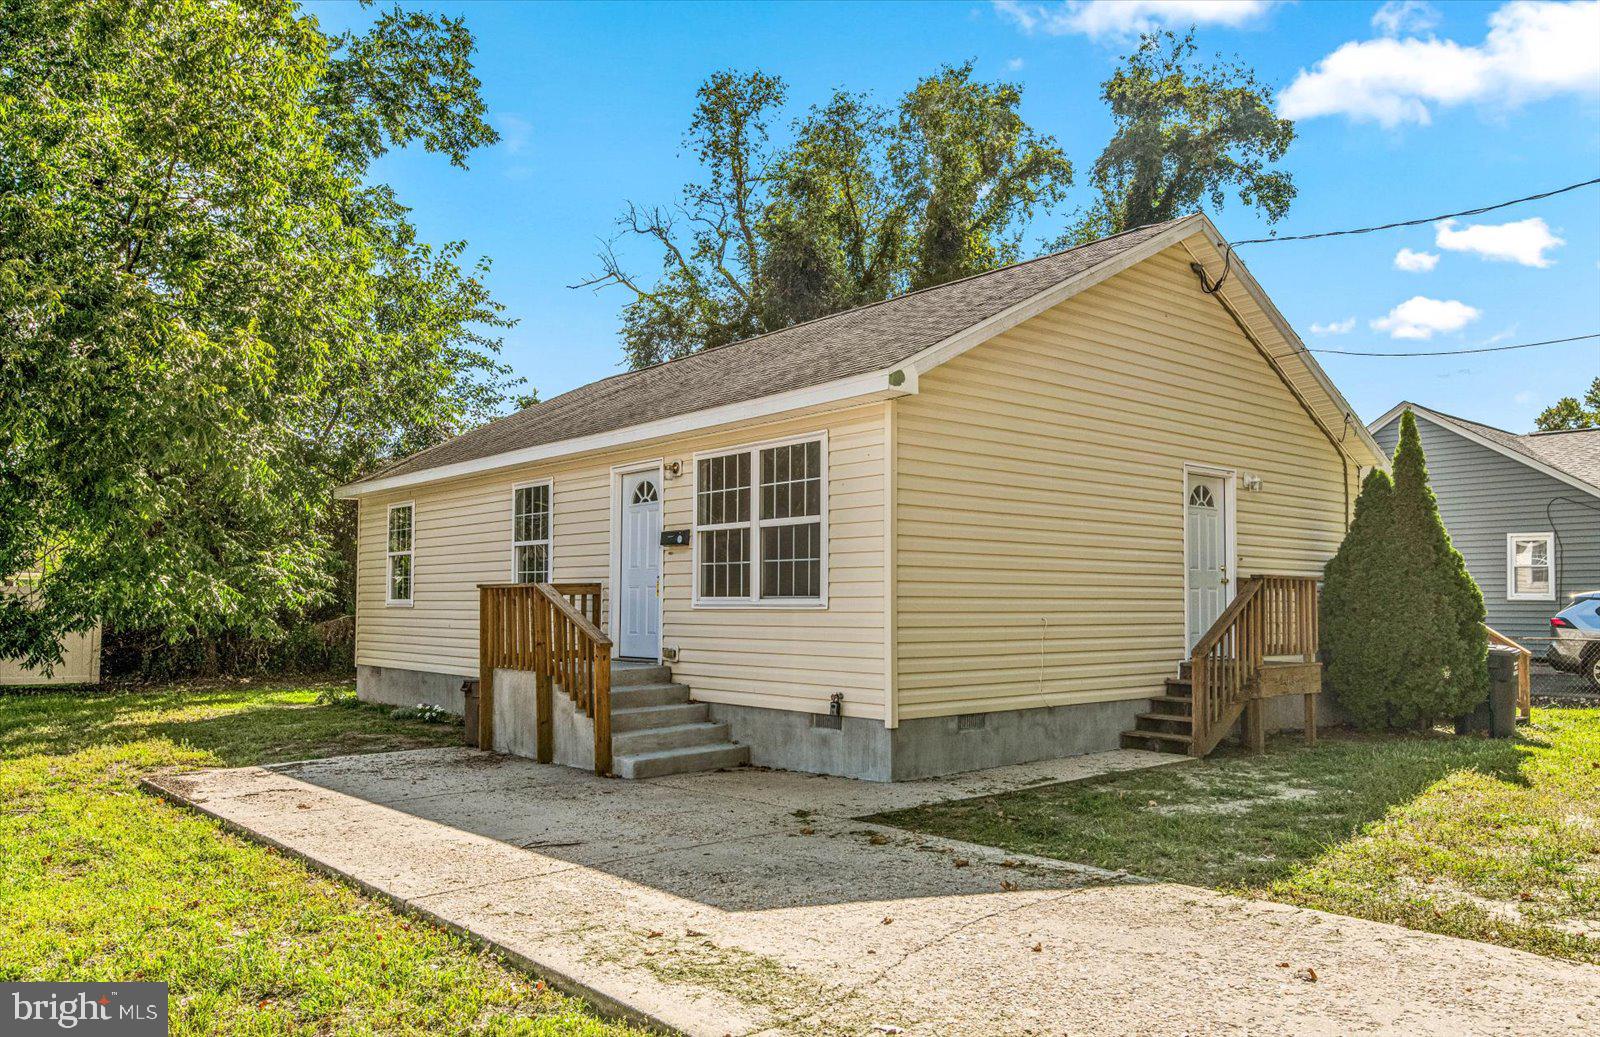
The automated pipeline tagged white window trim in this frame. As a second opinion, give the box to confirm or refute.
[1506,532,1555,602]
[692,431,829,609]
[385,501,415,607]
[510,479,553,583]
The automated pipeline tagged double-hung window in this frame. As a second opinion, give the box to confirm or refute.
[386,503,414,605]
[1507,532,1554,601]
[695,436,825,605]
[512,482,552,583]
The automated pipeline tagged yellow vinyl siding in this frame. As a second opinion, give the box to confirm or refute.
[893,244,1355,720]
[356,404,888,719]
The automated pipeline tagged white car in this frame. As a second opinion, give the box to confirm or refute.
[1549,592,1600,690]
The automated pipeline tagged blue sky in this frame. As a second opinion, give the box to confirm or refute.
[308,0,1600,432]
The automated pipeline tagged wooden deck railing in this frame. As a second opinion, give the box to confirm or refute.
[478,581,613,775]
[1190,575,1319,756]
[1484,624,1532,720]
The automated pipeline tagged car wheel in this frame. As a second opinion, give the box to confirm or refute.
[1585,648,1600,693]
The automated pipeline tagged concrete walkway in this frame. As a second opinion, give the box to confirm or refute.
[146,748,1599,1036]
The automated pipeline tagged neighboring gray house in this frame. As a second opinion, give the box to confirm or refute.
[1369,403,1600,642]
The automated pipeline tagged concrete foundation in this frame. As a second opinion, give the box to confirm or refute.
[711,696,1150,782]
[357,664,466,714]
[365,664,1314,782]
[710,702,895,781]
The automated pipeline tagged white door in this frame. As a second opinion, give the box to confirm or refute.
[1185,474,1230,649]
[619,471,662,659]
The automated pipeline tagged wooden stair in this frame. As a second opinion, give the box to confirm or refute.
[1122,673,1198,754]
[1121,575,1324,758]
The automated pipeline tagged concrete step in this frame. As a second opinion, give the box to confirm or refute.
[609,682,691,709]
[615,741,750,780]
[612,664,673,688]
[609,701,709,732]
[612,721,732,756]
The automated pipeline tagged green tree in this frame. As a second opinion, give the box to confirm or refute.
[1384,410,1488,728]
[1321,468,1398,729]
[1324,412,1488,729]
[0,0,518,669]
[1062,30,1295,245]
[582,65,1072,369]
[1535,378,1600,430]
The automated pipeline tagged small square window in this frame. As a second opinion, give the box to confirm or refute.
[1507,533,1554,601]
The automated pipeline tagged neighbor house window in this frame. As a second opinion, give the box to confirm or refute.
[695,436,825,605]
[1507,533,1554,601]
[512,482,551,583]
[386,503,414,605]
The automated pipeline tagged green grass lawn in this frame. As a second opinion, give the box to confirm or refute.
[0,678,648,1036]
[874,708,1600,963]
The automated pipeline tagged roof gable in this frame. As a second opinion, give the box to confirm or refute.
[1369,402,1600,499]
[340,215,1382,497]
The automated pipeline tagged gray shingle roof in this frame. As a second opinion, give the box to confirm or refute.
[357,218,1186,485]
[1397,405,1600,492]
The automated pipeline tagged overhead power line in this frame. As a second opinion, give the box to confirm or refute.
[1278,332,1600,359]
[1229,177,1600,247]
[1195,176,1600,296]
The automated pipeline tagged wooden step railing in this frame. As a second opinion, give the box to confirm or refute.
[1189,575,1319,756]
[478,581,613,775]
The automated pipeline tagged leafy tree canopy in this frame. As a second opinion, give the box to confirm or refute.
[1535,378,1600,431]
[0,0,519,666]
[1062,29,1295,245]
[581,64,1074,369]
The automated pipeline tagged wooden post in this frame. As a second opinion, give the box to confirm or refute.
[1243,699,1265,753]
[535,595,553,764]
[593,645,612,776]
[478,587,496,751]
[1303,692,1317,747]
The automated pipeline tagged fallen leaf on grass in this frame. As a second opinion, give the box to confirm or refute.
[1295,967,1317,982]
[881,916,893,925]
[1000,881,1019,892]
[1031,943,1042,953]
[868,834,890,846]
[953,858,969,868]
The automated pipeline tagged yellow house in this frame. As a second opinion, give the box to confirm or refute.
[336,214,1385,780]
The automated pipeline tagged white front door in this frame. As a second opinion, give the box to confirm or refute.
[1185,473,1230,650]
[619,470,662,660]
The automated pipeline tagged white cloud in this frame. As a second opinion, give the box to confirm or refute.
[1371,296,1482,339]
[1278,1,1600,127]
[1514,389,1536,404]
[1393,247,1440,272]
[1372,0,1441,35]
[993,0,1277,39]
[1006,57,1027,71]
[1435,217,1565,266]
[1310,317,1357,335]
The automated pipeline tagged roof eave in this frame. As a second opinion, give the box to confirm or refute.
[334,366,918,499]
[1368,402,1600,500]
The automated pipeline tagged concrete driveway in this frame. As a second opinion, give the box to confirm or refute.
[147,748,1600,1036]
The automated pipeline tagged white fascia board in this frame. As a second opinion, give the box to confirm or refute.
[1373,404,1600,501]
[1184,219,1388,470]
[335,367,914,499]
